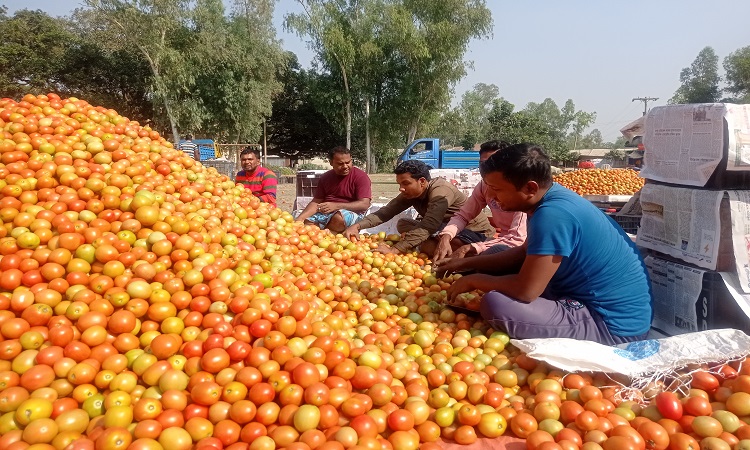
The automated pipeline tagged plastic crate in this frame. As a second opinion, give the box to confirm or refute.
[198,146,216,161]
[202,160,236,180]
[296,171,326,197]
[607,213,641,235]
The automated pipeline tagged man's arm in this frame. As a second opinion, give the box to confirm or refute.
[471,211,527,254]
[392,193,451,253]
[318,198,371,214]
[295,198,324,222]
[435,183,487,261]
[436,241,527,276]
[448,254,561,303]
[440,182,487,240]
[356,196,410,230]
[259,171,278,204]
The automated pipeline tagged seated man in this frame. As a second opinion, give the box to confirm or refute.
[434,140,527,262]
[446,143,652,346]
[296,146,372,233]
[236,147,278,205]
[344,160,494,257]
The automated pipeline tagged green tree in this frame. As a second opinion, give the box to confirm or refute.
[63,8,155,123]
[425,108,463,148]
[266,54,344,159]
[523,98,595,158]
[188,0,284,143]
[605,136,627,149]
[670,46,722,104]
[84,0,194,142]
[0,9,74,97]
[724,46,750,103]
[457,83,500,147]
[286,0,492,171]
[286,0,359,150]
[391,1,492,143]
[486,99,570,162]
[578,129,604,149]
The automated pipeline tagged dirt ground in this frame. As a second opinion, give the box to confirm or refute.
[275,173,402,212]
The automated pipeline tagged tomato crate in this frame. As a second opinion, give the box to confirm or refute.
[607,213,641,235]
[296,170,326,197]
[202,159,236,180]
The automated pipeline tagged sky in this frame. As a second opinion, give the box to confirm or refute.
[4,0,750,141]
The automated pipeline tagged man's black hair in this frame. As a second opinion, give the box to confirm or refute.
[185,134,193,140]
[479,143,553,189]
[478,140,511,155]
[394,159,431,181]
[328,146,351,160]
[240,147,261,159]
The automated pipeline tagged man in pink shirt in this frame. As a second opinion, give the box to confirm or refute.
[434,140,527,263]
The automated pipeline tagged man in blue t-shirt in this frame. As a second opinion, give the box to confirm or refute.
[444,143,652,345]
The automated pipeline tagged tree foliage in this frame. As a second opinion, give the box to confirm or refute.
[64,8,155,123]
[482,98,598,162]
[0,9,74,97]
[266,54,344,159]
[83,0,196,141]
[286,0,492,171]
[670,46,722,104]
[187,0,285,143]
[724,46,750,103]
[486,100,565,161]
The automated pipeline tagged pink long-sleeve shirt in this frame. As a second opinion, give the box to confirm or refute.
[440,180,527,253]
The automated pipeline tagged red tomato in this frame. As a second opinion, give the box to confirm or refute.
[691,371,719,394]
[655,392,683,421]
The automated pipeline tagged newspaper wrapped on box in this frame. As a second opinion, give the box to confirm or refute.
[645,255,750,336]
[641,103,750,188]
[636,183,750,294]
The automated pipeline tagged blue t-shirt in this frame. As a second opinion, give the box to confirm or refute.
[526,183,653,336]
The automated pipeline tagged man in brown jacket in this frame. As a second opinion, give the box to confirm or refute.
[344,160,494,257]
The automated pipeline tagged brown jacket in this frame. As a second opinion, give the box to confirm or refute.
[357,178,494,252]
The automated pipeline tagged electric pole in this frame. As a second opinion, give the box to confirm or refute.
[632,97,659,116]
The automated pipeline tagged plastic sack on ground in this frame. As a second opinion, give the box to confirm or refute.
[512,328,750,399]
[511,328,750,377]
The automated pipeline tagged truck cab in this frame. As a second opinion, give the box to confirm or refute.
[397,138,480,169]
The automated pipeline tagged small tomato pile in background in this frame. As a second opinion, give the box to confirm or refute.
[554,168,645,196]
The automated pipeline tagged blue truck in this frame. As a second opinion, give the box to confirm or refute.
[396,138,480,169]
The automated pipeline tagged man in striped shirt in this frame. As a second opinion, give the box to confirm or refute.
[179,135,200,160]
[236,147,278,205]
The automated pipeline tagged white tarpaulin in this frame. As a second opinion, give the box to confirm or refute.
[511,328,750,378]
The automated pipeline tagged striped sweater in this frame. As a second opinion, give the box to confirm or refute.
[236,167,277,205]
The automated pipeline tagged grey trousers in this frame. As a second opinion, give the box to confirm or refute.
[479,291,647,346]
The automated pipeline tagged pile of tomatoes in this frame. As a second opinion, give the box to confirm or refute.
[1,93,750,450]
[553,169,645,196]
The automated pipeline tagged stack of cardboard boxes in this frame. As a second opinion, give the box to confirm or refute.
[635,103,750,335]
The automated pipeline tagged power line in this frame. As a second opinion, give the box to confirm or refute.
[632,97,659,116]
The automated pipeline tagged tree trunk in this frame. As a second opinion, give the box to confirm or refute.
[342,68,352,150]
[365,97,371,174]
[407,123,417,144]
[153,72,179,145]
